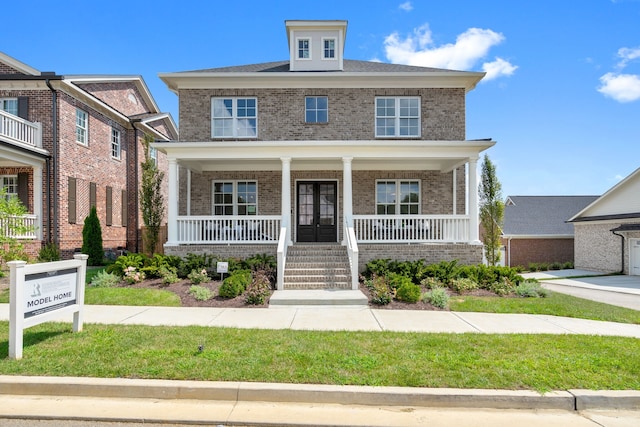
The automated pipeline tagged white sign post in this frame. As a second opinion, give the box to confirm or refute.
[9,254,88,360]
[217,261,229,281]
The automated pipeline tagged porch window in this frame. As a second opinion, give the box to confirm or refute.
[213,181,257,215]
[0,98,18,116]
[376,180,420,215]
[211,97,257,138]
[375,97,420,137]
[111,128,121,159]
[305,96,328,123]
[76,109,88,145]
[0,175,18,200]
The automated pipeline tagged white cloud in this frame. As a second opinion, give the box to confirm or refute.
[597,72,640,102]
[399,1,413,11]
[616,46,640,69]
[383,24,516,80]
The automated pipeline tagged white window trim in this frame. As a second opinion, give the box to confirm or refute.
[111,128,121,160]
[211,180,258,216]
[375,179,422,215]
[321,37,337,60]
[0,175,18,200]
[0,98,18,116]
[211,97,258,139]
[374,96,421,138]
[150,146,158,166]
[296,37,312,60]
[76,108,88,146]
[304,96,329,124]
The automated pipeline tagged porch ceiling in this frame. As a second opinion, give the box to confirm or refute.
[155,139,495,173]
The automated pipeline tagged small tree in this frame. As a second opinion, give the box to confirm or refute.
[140,135,165,255]
[82,206,103,266]
[479,154,504,266]
[0,188,33,266]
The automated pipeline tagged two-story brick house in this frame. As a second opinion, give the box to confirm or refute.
[155,20,494,290]
[0,52,177,259]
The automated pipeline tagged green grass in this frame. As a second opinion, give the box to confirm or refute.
[1,322,638,392]
[84,287,181,306]
[450,292,640,324]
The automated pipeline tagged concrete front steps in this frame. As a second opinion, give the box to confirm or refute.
[271,244,368,307]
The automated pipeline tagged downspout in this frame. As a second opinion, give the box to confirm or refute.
[45,79,58,245]
[611,229,625,274]
[130,119,141,253]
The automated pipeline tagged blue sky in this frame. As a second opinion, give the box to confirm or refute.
[4,0,639,198]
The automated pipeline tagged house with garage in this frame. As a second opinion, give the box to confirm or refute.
[155,20,495,290]
[0,52,177,259]
[501,195,598,268]
[568,167,640,275]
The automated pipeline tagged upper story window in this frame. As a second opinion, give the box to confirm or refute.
[375,97,421,138]
[323,38,336,59]
[211,97,257,138]
[111,128,121,159]
[297,39,310,59]
[0,98,18,116]
[0,175,18,200]
[150,146,158,166]
[76,108,88,145]
[376,180,420,215]
[212,181,257,215]
[305,96,328,123]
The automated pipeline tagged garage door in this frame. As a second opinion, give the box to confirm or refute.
[632,239,640,276]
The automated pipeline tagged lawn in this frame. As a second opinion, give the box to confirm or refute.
[1,321,639,392]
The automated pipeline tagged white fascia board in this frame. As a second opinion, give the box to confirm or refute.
[158,71,485,93]
[55,80,131,127]
[0,52,41,76]
[65,75,161,113]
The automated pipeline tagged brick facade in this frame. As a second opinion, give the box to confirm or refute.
[574,221,640,274]
[502,238,575,268]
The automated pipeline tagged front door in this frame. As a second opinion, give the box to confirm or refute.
[296,181,337,242]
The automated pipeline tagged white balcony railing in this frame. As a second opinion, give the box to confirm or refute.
[0,215,38,240]
[276,216,289,290]
[176,215,281,244]
[353,215,470,243]
[0,110,42,149]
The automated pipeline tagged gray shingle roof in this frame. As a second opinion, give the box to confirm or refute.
[182,59,465,74]
[503,196,599,236]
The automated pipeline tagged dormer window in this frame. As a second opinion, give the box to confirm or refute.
[323,38,336,59]
[297,39,310,59]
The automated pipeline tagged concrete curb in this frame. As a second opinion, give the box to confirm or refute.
[2,376,638,411]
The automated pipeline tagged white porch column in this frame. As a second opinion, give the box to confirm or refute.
[468,157,481,243]
[342,157,353,244]
[33,164,43,240]
[281,157,292,246]
[166,157,178,246]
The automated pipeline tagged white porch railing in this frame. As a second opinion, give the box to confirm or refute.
[344,215,359,289]
[0,215,38,239]
[276,217,289,290]
[176,215,281,244]
[0,110,42,148]
[353,215,470,243]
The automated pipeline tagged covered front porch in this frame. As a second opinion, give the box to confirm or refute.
[156,140,494,290]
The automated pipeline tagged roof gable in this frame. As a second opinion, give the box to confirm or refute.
[0,51,40,76]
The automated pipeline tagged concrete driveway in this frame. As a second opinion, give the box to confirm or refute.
[523,270,640,311]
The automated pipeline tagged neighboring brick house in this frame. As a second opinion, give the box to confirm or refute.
[501,196,598,268]
[569,167,640,275]
[154,20,494,290]
[0,52,177,259]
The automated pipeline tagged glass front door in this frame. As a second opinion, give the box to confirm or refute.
[296,181,337,242]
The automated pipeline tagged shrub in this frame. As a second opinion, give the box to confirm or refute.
[550,262,562,270]
[516,279,549,298]
[364,259,392,278]
[110,253,148,276]
[423,286,449,309]
[422,260,458,285]
[123,266,145,285]
[219,270,252,298]
[141,254,174,279]
[245,270,272,305]
[243,253,277,283]
[450,278,478,294]
[562,261,574,269]
[395,282,421,303]
[38,242,60,263]
[81,206,104,266]
[90,270,120,288]
[489,277,516,296]
[420,276,443,289]
[160,266,180,285]
[365,275,392,305]
[387,272,413,290]
[189,285,213,301]
[188,268,209,285]
[179,253,217,278]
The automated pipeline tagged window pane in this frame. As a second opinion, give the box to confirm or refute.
[317,110,328,123]
[305,97,316,109]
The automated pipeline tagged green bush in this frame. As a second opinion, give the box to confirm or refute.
[450,277,478,294]
[179,253,217,278]
[365,275,392,305]
[189,285,213,301]
[420,276,443,289]
[245,270,272,305]
[387,272,414,290]
[562,261,574,269]
[364,259,392,278]
[141,254,174,279]
[81,206,104,266]
[38,242,60,263]
[187,268,209,285]
[219,270,252,298]
[160,266,180,285]
[110,253,148,276]
[516,279,549,298]
[423,286,450,309]
[89,270,120,288]
[422,260,458,285]
[395,282,421,303]
[550,262,562,270]
[489,277,516,296]
[242,253,277,283]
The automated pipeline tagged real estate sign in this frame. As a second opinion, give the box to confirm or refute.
[24,268,77,318]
